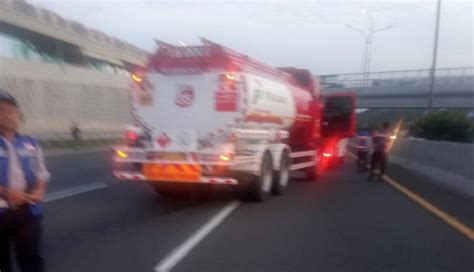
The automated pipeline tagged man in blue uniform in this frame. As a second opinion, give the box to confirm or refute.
[0,90,50,272]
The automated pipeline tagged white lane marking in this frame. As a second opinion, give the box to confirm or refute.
[155,201,241,272]
[44,182,108,202]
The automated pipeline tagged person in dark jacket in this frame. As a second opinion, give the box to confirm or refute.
[356,125,371,172]
[71,121,81,149]
[368,122,390,181]
[0,90,50,272]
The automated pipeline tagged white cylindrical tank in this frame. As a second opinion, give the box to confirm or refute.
[130,70,314,150]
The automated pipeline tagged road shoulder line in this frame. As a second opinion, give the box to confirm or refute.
[382,175,474,241]
[348,151,474,241]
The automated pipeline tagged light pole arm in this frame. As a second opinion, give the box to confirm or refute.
[345,24,366,37]
[373,25,392,34]
[368,25,393,38]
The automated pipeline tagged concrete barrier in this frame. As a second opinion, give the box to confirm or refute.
[0,57,131,136]
[389,138,474,199]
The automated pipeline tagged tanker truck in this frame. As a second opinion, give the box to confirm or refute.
[112,38,355,201]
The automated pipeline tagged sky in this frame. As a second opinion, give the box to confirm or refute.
[29,0,473,74]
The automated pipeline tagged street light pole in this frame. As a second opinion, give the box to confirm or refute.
[345,22,392,87]
[428,0,442,112]
[345,24,368,77]
[366,25,392,79]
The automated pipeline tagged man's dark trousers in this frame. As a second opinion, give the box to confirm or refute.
[0,205,43,272]
[371,150,387,176]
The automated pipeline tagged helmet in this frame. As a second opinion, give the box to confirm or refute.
[0,89,18,107]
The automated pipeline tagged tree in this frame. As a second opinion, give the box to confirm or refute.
[409,110,474,143]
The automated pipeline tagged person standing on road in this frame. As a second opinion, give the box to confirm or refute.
[356,125,371,172]
[71,121,81,150]
[0,90,50,272]
[368,122,390,181]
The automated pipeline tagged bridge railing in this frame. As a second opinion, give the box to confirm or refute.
[36,131,121,141]
[35,131,123,148]
[320,67,474,89]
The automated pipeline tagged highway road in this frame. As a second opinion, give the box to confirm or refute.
[38,150,473,272]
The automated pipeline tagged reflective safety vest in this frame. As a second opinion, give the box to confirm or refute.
[0,135,42,215]
[356,130,370,151]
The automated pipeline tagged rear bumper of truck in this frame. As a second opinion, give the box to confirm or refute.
[113,170,239,185]
[111,146,260,186]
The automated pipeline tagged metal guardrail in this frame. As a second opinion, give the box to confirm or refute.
[320,67,474,89]
[35,131,122,143]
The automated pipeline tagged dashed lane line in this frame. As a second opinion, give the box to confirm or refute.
[155,201,241,272]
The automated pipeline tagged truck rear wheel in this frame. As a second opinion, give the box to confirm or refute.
[251,152,273,202]
[272,151,290,195]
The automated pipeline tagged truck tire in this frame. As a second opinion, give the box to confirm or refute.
[251,152,273,202]
[272,151,290,195]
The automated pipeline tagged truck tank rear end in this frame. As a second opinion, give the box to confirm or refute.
[130,41,319,152]
[113,38,348,202]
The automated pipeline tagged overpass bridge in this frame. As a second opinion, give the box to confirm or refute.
[0,0,149,138]
[320,67,474,108]
[0,0,148,67]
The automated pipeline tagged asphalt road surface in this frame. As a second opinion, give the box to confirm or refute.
[36,150,473,272]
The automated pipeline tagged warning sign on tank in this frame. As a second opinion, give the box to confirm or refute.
[215,74,239,112]
[215,91,238,112]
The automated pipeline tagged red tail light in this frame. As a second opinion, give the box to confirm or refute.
[127,131,140,141]
[323,152,332,157]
